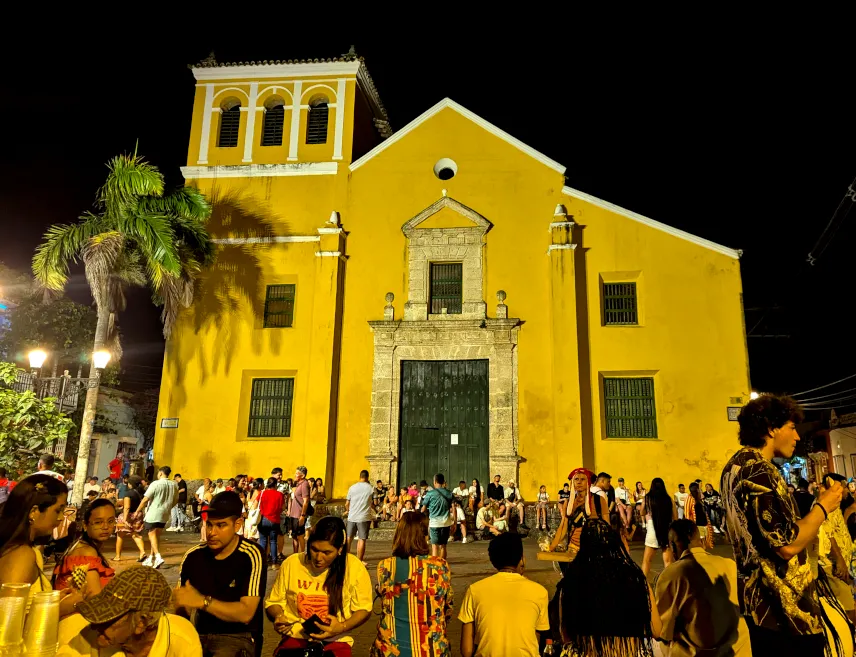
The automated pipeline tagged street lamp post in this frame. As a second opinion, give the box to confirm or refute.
[70,349,111,506]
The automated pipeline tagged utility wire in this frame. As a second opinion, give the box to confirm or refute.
[748,174,856,336]
[796,387,856,403]
[807,175,856,265]
[791,372,856,397]
[801,393,856,407]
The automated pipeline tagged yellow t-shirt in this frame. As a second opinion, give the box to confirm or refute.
[458,572,549,657]
[264,552,373,647]
[57,613,202,657]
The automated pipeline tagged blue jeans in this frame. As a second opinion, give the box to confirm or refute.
[258,517,281,564]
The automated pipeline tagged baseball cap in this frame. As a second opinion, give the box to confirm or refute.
[207,491,244,519]
[76,567,170,623]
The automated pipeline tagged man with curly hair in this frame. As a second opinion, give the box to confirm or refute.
[720,394,850,656]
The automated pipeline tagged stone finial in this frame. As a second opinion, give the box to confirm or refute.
[384,292,395,321]
[554,204,568,217]
[496,290,508,319]
[327,211,341,226]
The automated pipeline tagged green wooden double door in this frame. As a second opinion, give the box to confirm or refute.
[398,360,489,489]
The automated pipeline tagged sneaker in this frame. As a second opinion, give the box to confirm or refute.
[165,527,178,532]
[141,555,153,567]
[137,554,147,563]
[462,537,468,544]
[153,555,165,569]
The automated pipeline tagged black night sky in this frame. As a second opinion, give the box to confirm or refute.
[1,20,853,398]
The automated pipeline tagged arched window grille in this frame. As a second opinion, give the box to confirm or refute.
[218,98,241,148]
[305,97,329,144]
[261,97,285,147]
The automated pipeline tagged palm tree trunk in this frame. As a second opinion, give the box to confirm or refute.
[70,306,109,506]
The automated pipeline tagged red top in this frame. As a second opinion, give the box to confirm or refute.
[258,489,284,523]
[108,459,122,480]
[0,478,16,490]
[53,555,114,591]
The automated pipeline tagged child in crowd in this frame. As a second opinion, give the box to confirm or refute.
[536,485,550,530]
[408,481,419,500]
[558,482,571,514]
[398,498,415,520]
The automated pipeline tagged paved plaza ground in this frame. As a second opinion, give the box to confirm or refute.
[94,530,735,657]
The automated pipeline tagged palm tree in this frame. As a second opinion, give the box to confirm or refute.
[33,153,213,504]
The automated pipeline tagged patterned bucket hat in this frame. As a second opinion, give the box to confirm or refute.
[76,566,171,624]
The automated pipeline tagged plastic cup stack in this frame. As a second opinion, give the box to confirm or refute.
[21,591,60,657]
[0,583,30,657]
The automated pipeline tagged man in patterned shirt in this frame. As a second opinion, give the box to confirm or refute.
[721,394,848,656]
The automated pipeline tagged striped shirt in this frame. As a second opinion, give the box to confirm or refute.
[180,536,266,635]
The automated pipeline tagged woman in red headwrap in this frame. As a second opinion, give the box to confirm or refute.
[548,468,609,553]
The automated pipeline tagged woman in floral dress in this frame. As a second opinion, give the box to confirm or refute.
[372,512,453,657]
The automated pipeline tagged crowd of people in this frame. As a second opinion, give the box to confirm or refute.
[2,394,856,656]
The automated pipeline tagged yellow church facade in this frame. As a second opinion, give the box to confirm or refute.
[154,53,750,499]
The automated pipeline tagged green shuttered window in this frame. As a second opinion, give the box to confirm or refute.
[263,284,295,328]
[261,105,284,146]
[603,282,638,325]
[604,377,657,438]
[248,378,294,437]
[218,105,240,148]
[430,263,463,314]
[306,102,329,144]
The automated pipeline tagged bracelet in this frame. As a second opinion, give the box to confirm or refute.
[816,503,828,520]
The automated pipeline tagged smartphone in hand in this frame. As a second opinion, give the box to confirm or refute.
[303,614,324,636]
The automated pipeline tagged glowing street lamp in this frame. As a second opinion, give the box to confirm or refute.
[749,391,760,400]
[92,350,111,371]
[28,349,48,373]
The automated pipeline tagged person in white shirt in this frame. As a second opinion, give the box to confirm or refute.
[83,476,101,496]
[135,466,179,569]
[476,502,503,538]
[674,484,688,519]
[615,477,634,532]
[452,480,470,543]
[503,480,527,528]
[345,469,374,563]
[35,453,64,481]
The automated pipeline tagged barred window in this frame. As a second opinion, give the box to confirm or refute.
[263,284,295,328]
[218,98,241,148]
[603,282,638,325]
[261,97,285,147]
[305,97,329,144]
[429,263,463,314]
[248,378,294,438]
[604,377,657,438]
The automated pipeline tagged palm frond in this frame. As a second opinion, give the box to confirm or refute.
[137,186,212,222]
[82,231,124,311]
[98,154,165,212]
[32,215,103,290]
[106,249,146,313]
[119,212,180,277]
[169,214,216,267]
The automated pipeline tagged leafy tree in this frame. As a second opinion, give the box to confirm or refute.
[0,294,97,372]
[32,153,213,503]
[0,362,73,476]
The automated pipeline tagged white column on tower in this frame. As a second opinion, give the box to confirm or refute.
[242,82,259,163]
[288,80,303,161]
[332,78,346,161]
[197,84,214,164]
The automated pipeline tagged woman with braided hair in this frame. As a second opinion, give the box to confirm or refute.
[558,519,660,656]
[548,468,609,553]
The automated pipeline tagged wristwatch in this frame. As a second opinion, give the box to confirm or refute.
[203,596,213,610]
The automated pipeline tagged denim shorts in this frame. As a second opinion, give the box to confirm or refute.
[429,526,451,545]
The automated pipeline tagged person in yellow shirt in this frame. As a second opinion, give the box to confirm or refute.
[265,516,372,656]
[458,533,549,657]
[57,566,201,657]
